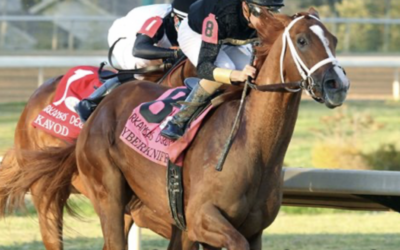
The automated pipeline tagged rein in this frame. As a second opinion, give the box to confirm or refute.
[247,81,301,91]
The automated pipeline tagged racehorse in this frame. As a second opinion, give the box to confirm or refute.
[3,9,349,249]
[0,60,196,250]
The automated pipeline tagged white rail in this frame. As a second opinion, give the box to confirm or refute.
[282,167,400,210]
[0,56,107,87]
[0,55,399,68]
[0,56,106,68]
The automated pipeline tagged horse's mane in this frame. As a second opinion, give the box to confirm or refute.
[253,12,290,70]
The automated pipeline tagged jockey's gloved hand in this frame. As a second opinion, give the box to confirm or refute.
[174,49,184,60]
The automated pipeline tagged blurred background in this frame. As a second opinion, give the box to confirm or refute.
[0,0,399,249]
[0,0,399,53]
[0,0,399,101]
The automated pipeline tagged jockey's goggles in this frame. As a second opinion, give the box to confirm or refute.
[249,3,281,17]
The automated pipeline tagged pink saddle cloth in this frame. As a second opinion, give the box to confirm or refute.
[32,66,103,142]
[120,86,213,167]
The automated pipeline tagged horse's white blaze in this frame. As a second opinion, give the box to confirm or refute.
[310,25,350,88]
[310,25,335,61]
[333,66,349,88]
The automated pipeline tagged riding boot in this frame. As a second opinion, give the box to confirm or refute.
[161,81,211,140]
[75,76,121,122]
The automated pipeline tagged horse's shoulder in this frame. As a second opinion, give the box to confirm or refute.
[216,98,241,117]
[200,94,241,131]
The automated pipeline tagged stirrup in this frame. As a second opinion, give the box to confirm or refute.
[184,77,201,90]
[161,120,185,140]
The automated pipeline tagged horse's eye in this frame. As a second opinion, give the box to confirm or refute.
[297,37,307,47]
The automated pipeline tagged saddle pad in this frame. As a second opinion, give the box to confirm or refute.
[120,86,213,167]
[32,66,103,143]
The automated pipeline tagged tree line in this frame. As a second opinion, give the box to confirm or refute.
[284,0,400,53]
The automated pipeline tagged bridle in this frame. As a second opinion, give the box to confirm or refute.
[248,14,341,102]
[216,15,344,171]
[280,15,337,99]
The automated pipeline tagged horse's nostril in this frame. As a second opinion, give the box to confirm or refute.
[325,79,337,89]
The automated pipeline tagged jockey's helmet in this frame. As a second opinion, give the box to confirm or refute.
[245,0,284,7]
[245,0,284,17]
[171,0,197,20]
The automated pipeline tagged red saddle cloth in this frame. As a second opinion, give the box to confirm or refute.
[32,66,103,143]
[120,86,213,167]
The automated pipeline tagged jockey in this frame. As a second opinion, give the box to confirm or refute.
[76,0,197,122]
[161,0,284,140]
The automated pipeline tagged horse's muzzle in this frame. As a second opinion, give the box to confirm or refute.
[322,66,350,109]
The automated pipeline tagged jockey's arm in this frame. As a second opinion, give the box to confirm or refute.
[197,42,254,84]
[196,41,221,81]
[133,33,182,61]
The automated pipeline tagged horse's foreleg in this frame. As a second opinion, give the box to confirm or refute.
[248,231,262,250]
[186,202,249,250]
[167,226,199,250]
[31,183,67,250]
[201,244,221,250]
[180,230,200,250]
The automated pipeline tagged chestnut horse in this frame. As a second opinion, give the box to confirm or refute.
[74,11,347,249]
[0,61,196,250]
[4,9,350,249]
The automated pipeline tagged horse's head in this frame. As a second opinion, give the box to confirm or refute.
[272,9,350,108]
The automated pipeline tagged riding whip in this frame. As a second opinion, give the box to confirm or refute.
[215,40,260,171]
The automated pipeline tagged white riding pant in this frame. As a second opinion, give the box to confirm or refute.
[177,18,253,70]
[108,4,173,78]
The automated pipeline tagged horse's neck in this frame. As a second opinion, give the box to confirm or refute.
[243,40,302,168]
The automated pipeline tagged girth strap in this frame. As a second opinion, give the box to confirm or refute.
[167,161,186,231]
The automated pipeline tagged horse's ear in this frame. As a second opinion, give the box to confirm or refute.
[308,7,320,19]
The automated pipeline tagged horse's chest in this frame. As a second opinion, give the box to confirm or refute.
[239,200,281,238]
[234,177,282,236]
[220,192,275,231]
